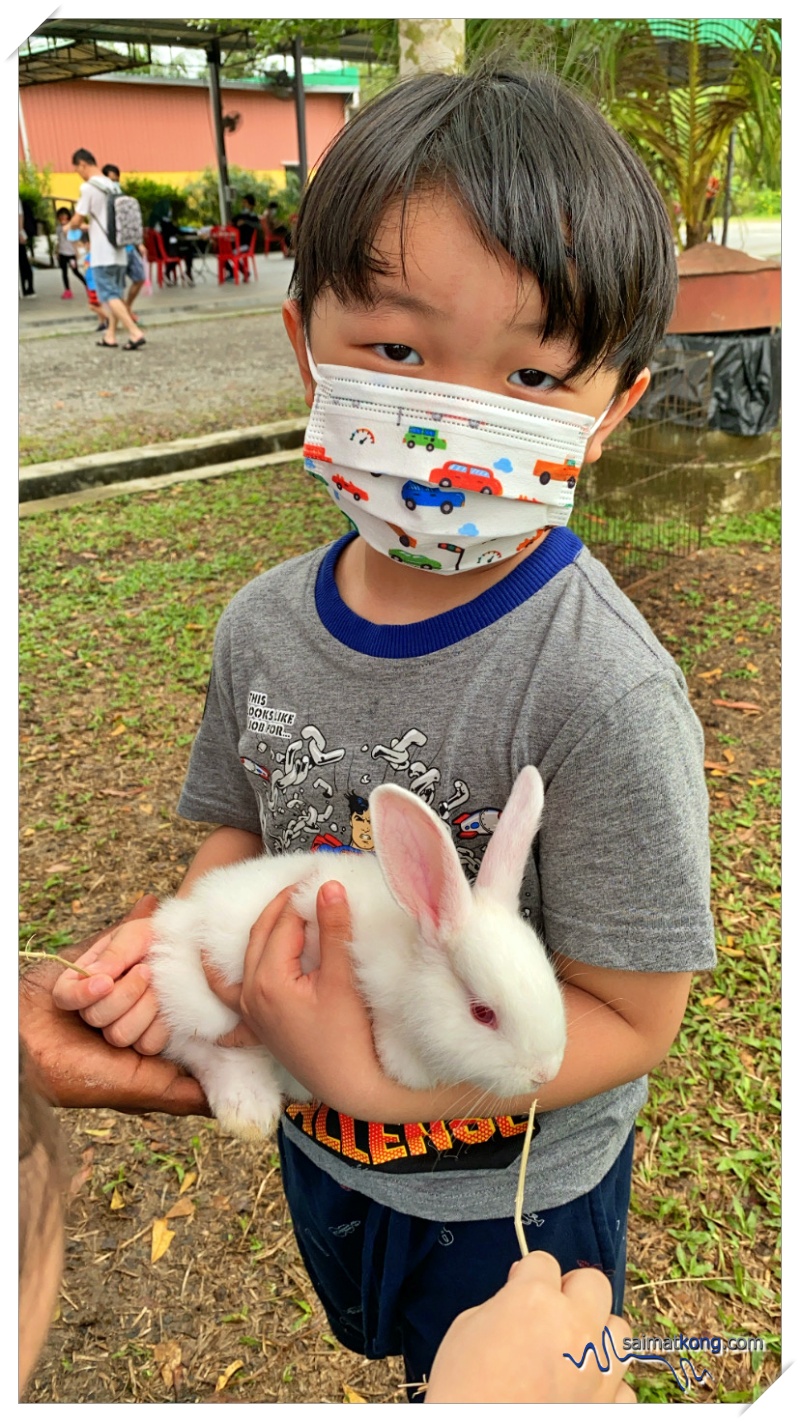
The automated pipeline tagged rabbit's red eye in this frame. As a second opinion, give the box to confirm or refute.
[471,1002,498,1029]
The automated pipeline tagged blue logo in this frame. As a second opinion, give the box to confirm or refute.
[563,1327,713,1394]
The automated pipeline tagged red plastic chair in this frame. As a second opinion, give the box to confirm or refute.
[212,226,243,285]
[237,226,258,282]
[144,227,182,288]
[261,214,291,258]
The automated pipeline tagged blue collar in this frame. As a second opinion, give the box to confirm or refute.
[314,528,583,659]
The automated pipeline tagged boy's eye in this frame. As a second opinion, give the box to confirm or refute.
[509,368,561,392]
[372,343,423,365]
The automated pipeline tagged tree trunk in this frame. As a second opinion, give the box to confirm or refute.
[398,18,465,75]
[685,221,713,248]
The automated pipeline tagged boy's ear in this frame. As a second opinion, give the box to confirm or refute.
[583,368,651,465]
[282,299,315,409]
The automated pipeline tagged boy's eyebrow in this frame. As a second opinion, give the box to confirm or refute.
[352,289,445,320]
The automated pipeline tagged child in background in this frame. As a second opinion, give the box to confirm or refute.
[53,64,715,1394]
[54,207,87,300]
[76,238,109,333]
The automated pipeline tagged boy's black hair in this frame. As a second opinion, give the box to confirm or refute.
[56,206,72,219]
[71,147,96,166]
[289,66,678,392]
[242,193,256,206]
[102,163,121,180]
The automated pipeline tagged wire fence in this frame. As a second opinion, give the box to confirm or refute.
[572,345,778,588]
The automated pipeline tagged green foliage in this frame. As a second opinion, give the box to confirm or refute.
[191,17,397,67]
[180,165,296,226]
[731,180,781,218]
[121,176,188,224]
[18,160,53,231]
[466,18,781,249]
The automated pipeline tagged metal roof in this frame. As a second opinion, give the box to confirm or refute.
[20,19,378,86]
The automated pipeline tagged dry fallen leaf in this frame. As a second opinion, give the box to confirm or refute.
[697,667,723,680]
[111,723,127,736]
[84,1128,112,1138]
[165,1197,195,1220]
[179,1171,197,1196]
[722,749,736,764]
[110,1186,125,1211]
[215,1360,244,1392]
[151,1217,175,1263]
[153,1340,182,1389]
[342,1385,368,1403]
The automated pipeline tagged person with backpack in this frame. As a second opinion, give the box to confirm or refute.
[102,165,149,321]
[72,147,145,350]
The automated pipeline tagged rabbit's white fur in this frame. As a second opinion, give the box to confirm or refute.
[147,766,566,1141]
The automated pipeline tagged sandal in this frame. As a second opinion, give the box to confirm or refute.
[96,339,118,348]
[123,338,146,351]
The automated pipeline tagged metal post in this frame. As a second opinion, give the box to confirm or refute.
[721,127,735,248]
[292,34,308,190]
[207,39,231,226]
[18,92,31,165]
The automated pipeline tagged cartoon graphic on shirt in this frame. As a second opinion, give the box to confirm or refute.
[452,805,500,839]
[350,427,375,444]
[312,791,373,853]
[239,710,528,890]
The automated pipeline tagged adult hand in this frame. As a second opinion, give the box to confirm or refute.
[52,916,168,1056]
[20,896,209,1118]
[204,882,386,1115]
[425,1250,636,1403]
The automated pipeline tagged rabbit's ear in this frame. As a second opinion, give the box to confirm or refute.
[370,785,472,948]
[474,766,544,909]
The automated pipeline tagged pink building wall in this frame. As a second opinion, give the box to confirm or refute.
[19,78,348,191]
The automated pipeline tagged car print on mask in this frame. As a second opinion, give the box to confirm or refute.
[388,523,417,548]
[389,548,443,571]
[534,457,579,488]
[430,460,503,496]
[303,442,333,463]
[403,425,447,452]
[401,480,466,514]
[332,474,370,501]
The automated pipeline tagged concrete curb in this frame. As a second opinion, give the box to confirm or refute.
[19,416,309,502]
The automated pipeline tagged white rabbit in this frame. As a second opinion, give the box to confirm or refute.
[147,765,566,1141]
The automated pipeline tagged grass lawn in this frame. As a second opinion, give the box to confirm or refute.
[19,473,780,1404]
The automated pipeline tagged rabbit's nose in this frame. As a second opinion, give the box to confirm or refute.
[534,1052,564,1084]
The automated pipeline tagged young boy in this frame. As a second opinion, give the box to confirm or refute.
[54,67,715,1391]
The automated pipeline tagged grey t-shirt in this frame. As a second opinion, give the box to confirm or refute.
[178,528,716,1221]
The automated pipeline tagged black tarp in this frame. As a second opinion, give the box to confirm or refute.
[630,329,781,436]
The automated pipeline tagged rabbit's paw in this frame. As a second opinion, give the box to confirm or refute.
[210,1068,283,1142]
[186,1045,283,1143]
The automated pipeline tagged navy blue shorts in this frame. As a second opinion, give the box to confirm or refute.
[278,1125,635,1396]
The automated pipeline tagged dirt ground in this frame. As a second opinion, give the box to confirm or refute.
[20,536,780,1404]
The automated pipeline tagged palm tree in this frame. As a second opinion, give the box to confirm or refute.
[467,18,781,248]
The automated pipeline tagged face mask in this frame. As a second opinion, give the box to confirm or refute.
[303,350,611,574]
